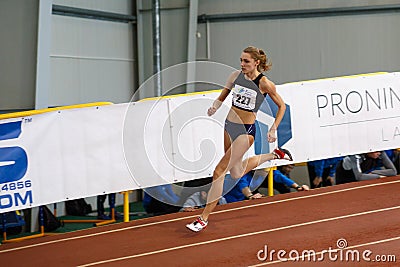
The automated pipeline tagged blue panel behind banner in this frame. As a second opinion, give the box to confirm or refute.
[254,120,269,155]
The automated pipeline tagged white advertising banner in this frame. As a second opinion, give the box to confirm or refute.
[1,72,399,212]
[282,72,400,161]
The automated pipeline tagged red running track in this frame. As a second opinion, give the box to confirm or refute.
[1,176,400,266]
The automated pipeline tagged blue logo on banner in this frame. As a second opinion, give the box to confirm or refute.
[0,121,28,184]
[254,97,292,154]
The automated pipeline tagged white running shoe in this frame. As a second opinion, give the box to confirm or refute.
[186,216,208,232]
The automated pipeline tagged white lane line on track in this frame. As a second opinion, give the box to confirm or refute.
[249,235,400,266]
[1,179,399,254]
[77,205,400,267]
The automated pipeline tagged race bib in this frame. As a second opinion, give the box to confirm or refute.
[232,85,257,110]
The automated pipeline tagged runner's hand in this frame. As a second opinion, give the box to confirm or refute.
[267,129,277,143]
[207,106,217,116]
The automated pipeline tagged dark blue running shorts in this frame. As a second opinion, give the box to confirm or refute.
[224,120,256,141]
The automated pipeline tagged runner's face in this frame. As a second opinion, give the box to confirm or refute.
[240,52,258,74]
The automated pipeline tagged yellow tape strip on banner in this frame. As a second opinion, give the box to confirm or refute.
[0,102,113,120]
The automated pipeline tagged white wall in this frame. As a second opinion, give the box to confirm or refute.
[3,1,400,106]
[50,0,136,106]
[196,1,400,84]
[0,0,38,110]
[50,15,136,106]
